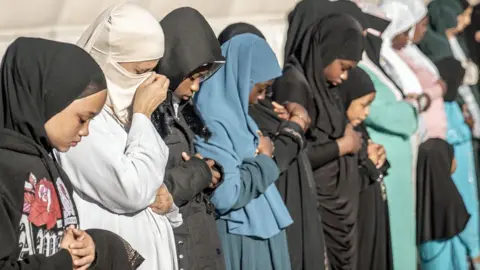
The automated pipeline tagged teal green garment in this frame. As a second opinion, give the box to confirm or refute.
[360,63,419,270]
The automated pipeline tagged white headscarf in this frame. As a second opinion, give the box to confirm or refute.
[77,2,164,124]
[380,0,424,94]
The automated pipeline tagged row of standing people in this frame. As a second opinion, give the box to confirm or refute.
[1,0,479,269]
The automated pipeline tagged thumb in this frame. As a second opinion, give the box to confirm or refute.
[182,152,191,161]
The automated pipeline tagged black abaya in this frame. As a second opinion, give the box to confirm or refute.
[416,139,469,244]
[339,68,393,270]
[273,14,365,270]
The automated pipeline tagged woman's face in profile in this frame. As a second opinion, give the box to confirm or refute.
[249,80,274,105]
[45,90,107,152]
[323,59,357,87]
[391,29,411,50]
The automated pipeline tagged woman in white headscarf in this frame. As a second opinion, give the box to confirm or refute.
[55,3,181,270]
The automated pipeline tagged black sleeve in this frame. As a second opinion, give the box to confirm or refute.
[0,197,73,270]
[272,69,315,118]
[163,157,212,207]
[306,140,340,170]
[272,121,305,173]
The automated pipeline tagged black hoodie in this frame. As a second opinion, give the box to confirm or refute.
[0,38,106,269]
[150,7,226,270]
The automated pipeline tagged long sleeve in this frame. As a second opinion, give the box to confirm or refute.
[163,157,212,207]
[56,113,169,214]
[362,67,419,138]
[231,155,280,210]
[272,121,304,173]
[307,140,339,170]
[0,196,73,270]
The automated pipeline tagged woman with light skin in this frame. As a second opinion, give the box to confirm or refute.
[55,3,181,270]
[0,37,140,270]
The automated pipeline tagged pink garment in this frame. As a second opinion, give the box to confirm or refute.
[398,50,447,140]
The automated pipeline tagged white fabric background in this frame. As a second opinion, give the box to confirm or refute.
[0,0,381,63]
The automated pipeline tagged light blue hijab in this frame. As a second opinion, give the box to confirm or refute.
[194,34,292,239]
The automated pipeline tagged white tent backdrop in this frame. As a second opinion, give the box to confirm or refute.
[0,0,380,63]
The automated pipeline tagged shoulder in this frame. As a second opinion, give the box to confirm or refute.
[0,149,49,207]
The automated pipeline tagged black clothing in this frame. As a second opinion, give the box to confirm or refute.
[218,23,266,45]
[339,66,393,270]
[416,139,470,244]
[152,7,226,270]
[274,14,365,270]
[249,99,325,270]
[0,38,135,270]
[434,57,466,102]
[284,0,367,63]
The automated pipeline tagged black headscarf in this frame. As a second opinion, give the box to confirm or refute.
[0,37,106,152]
[218,22,266,45]
[284,0,367,63]
[153,7,224,139]
[276,13,365,139]
[435,57,466,102]
[339,67,376,109]
[416,138,470,244]
[157,7,225,90]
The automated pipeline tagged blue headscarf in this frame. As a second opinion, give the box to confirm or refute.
[194,34,292,238]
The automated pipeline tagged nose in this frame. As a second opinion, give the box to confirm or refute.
[190,78,201,92]
[340,71,349,81]
[78,122,89,137]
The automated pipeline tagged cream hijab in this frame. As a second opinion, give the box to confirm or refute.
[77,2,164,124]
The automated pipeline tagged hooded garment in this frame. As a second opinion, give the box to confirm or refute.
[77,2,165,124]
[0,37,112,269]
[218,22,266,46]
[216,23,326,270]
[435,57,466,102]
[56,4,179,270]
[194,34,292,239]
[152,7,225,139]
[416,138,470,244]
[150,7,227,270]
[273,13,364,270]
[339,68,376,109]
[284,0,367,63]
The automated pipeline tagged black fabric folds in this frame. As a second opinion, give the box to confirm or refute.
[339,67,376,109]
[434,57,466,102]
[153,7,223,139]
[416,138,470,244]
[218,23,266,45]
[276,13,364,137]
[157,7,224,90]
[249,99,325,270]
[284,0,367,63]
[273,13,364,270]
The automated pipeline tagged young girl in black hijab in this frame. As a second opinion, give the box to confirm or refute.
[273,13,365,269]
[150,7,226,270]
[339,68,393,270]
[0,38,142,270]
[218,23,326,270]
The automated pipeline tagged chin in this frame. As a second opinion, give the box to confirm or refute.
[55,145,71,153]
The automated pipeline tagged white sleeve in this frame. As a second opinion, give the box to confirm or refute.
[56,113,169,214]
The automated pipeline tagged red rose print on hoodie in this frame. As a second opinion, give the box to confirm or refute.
[28,178,62,230]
